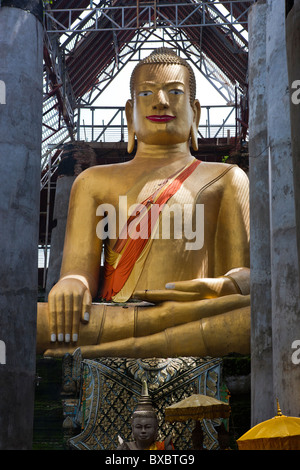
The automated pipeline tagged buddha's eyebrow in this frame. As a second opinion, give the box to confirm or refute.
[137,80,185,87]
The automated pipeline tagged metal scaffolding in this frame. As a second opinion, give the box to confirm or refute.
[44,2,252,33]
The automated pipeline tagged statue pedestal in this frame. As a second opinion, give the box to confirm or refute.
[62,350,225,450]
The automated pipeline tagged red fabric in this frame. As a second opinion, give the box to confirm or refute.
[101,159,201,301]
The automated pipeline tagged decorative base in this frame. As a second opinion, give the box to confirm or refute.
[62,350,226,450]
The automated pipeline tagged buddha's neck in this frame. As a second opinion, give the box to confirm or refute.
[134,141,194,167]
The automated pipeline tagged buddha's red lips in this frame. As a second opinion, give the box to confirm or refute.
[146,115,176,122]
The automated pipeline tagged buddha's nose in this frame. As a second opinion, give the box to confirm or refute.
[153,90,169,109]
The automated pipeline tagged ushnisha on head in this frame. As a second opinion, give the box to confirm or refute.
[131,380,158,422]
[130,47,197,105]
[126,48,201,153]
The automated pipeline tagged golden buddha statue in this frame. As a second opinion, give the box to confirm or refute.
[36,48,250,358]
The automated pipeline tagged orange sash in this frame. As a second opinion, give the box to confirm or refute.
[147,440,175,450]
[101,159,201,301]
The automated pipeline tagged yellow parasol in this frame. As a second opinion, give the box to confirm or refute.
[237,400,300,450]
[165,394,231,422]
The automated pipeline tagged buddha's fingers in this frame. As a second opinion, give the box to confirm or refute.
[133,289,203,302]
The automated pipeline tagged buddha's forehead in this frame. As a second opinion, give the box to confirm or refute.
[134,63,189,88]
[133,416,157,425]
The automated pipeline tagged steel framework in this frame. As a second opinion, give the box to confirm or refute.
[42,0,253,176]
[44,2,252,33]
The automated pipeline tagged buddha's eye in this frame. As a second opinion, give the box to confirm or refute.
[138,90,153,97]
[169,89,184,95]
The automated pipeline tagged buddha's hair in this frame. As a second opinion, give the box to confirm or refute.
[130,48,196,104]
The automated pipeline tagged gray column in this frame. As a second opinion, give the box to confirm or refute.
[0,1,43,449]
[248,0,273,426]
[286,0,300,287]
[267,0,300,417]
[249,0,300,423]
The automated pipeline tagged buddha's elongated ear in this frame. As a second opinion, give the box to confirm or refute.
[125,99,135,154]
[190,99,201,151]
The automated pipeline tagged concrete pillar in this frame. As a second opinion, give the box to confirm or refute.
[266,0,300,417]
[249,0,300,423]
[286,0,300,286]
[0,1,43,449]
[248,0,274,426]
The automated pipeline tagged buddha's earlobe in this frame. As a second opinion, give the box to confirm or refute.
[127,129,136,154]
[126,99,135,154]
[190,99,201,151]
[190,124,198,151]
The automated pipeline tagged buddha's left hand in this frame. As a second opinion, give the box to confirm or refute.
[133,270,249,303]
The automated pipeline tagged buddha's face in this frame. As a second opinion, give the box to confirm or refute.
[132,416,158,449]
[126,63,200,147]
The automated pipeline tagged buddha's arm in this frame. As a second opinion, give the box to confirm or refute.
[214,165,250,277]
[48,169,102,343]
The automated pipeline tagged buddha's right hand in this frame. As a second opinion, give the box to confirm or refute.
[48,276,92,344]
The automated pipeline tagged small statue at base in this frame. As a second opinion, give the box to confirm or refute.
[117,380,174,451]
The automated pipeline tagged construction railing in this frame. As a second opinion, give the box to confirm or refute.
[76,104,238,143]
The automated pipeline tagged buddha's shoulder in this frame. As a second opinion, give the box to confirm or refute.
[73,161,130,184]
[198,161,248,181]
